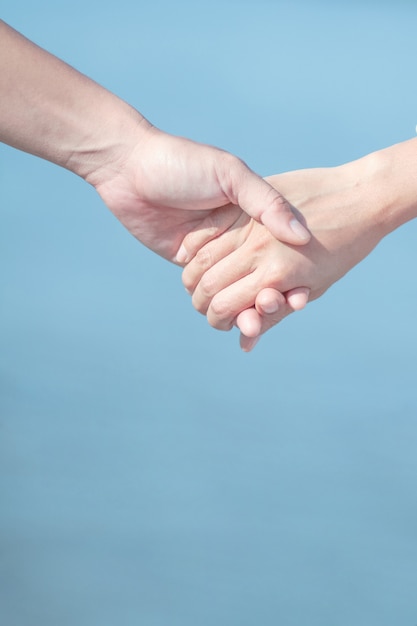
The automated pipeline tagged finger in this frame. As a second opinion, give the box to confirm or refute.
[176,204,242,264]
[204,268,284,330]
[218,157,311,245]
[235,307,263,338]
[238,287,309,352]
[285,287,310,311]
[238,300,293,352]
[235,287,288,338]
[181,213,251,294]
[254,287,284,315]
[184,240,254,308]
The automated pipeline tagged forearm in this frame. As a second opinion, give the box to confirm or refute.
[330,137,417,241]
[0,20,148,182]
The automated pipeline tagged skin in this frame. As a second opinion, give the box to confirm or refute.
[181,138,417,350]
[0,20,310,272]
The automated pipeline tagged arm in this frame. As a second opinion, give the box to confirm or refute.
[0,20,310,263]
[181,137,417,350]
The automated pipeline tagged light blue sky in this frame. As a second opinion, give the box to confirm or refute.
[1,2,417,625]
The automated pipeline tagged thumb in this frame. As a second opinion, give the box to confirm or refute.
[218,156,311,245]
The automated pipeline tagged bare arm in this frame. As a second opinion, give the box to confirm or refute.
[0,19,310,263]
[0,19,143,177]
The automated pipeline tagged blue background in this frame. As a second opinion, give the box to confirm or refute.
[1,2,417,625]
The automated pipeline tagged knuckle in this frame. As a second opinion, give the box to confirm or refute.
[264,186,292,216]
[208,295,234,329]
[194,246,214,273]
[220,150,240,171]
[198,271,217,300]
[217,152,245,200]
[267,258,286,285]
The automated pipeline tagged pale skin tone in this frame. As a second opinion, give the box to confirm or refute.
[181,138,417,351]
[0,20,311,272]
[6,19,416,354]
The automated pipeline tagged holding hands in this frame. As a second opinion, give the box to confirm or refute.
[180,139,417,350]
[3,18,417,353]
[90,126,312,264]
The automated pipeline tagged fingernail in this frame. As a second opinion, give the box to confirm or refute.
[261,301,279,314]
[175,244,188,264]
[290,218,310,241]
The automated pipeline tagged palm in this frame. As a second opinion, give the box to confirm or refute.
[98,175,215,262]
[94,131,240,262]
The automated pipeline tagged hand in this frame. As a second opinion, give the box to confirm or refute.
[0,21,310,265]
[90,125,311,263]
[181,163,386,349]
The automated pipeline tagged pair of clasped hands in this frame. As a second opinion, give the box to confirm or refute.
[95,126,390,352]
[161,135,384,352]
[3,18,410,346]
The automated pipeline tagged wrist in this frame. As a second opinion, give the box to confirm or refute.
[345,138,417,240]
[0,21,153,186]
[70,99,152,186]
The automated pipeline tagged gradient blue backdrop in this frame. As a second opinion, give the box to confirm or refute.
[1,2,417,625]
